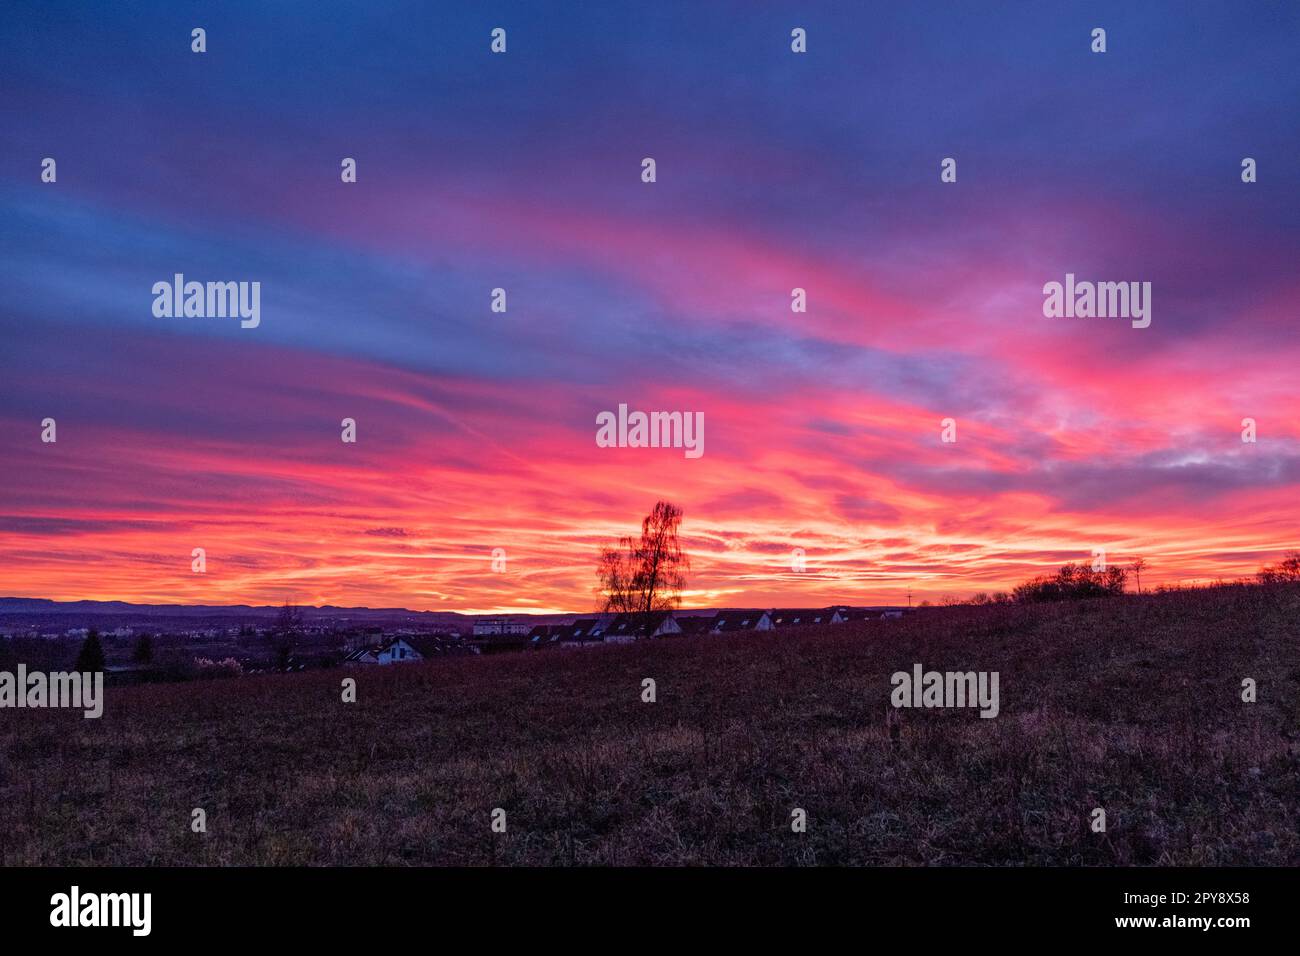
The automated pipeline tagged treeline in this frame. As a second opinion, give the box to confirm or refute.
[949,549,1299,606]
[1256,551,1300,584]
[1011,563,1128,603]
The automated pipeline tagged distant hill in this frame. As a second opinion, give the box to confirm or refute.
[0,597,494,633]
[0,598,908,621]
[0,596,460,621]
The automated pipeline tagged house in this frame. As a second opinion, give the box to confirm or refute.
[831,606,876,623]
[405,634,469,658]
[674,615,715,636]
[558,617,608,647]
[344,634,466,665]
[710,610,773,634]
[343,647,380,666]
[604,611,682,642]
[832,606,911,622]
[470,632,532,654]
[768,608,844,628]
[376,637,422,664]
[526,624,566,650]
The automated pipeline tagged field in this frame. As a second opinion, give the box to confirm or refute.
[2,586,1298,866]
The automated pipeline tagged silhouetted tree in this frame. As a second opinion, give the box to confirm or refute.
[132,633,154,665]
[269,602,304,671]
[1130,557,1147,594]
[76,629,106,671]
[1013,563,1127,603]
[598,501,689,618]
[1257,551,1300,584]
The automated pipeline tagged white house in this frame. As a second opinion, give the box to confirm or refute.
[376,637,422,663]
[345,637,429,666]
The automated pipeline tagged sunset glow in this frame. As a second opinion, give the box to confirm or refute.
[3,3,1298,611]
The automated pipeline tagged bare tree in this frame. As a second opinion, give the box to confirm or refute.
[597,501,689,618]
[1130,557,1147,594]
[269,601,304,671]
[598,546,639,616]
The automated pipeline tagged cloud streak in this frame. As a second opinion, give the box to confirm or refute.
[1,2,1298,609]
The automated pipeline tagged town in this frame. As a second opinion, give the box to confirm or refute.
[0,599,914,683]
[419,605,911,658]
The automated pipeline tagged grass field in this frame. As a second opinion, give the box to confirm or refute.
[2,585,1298,866]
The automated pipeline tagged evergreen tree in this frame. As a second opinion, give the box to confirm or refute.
[132,633,154,665]
[76,629,106,671]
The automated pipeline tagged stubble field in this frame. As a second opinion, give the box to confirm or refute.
[2,585,1297,866]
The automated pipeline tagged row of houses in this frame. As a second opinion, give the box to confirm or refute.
[343,607,914,665]
[486,606,912,654]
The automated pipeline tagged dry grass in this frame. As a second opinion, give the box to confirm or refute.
[2,585,1297,865]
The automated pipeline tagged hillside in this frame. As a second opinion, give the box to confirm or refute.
[2,585,1297,865]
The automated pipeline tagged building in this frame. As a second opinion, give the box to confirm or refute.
[673,615,715,636]
[830,606,911,622]
[710,610,773,634]
[558,617,608,647]
[375,637,421,664]
[470,632,532,654]
[830,606,875,623]
[604,611,682,642]
[344,635,466,665]
[768,608,844,628]
[526,624,566,650]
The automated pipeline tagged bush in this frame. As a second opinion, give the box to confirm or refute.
[194,657,243,679]
[1013,563,1127,603]
[1257,550,1300,584]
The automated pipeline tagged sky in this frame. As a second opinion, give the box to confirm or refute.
[2,1,1299,613]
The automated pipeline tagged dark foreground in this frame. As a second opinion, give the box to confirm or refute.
[2,586,1297,865]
